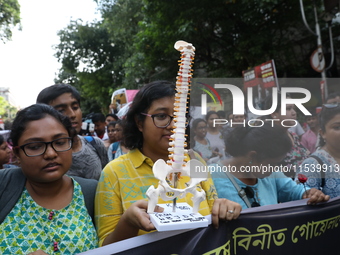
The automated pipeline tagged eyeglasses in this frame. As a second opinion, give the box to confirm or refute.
[141,113,189,128]
[243,186,260,207]
[14,137,73,157]
[141,113,175,128]
[323,103,340,109]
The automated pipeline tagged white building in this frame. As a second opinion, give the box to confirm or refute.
[0,87,18,107]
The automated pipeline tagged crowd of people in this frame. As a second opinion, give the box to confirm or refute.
[0,81,338,254]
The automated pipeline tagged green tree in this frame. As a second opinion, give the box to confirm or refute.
[0,96,16,120]
[136,0,326,79]
[54,19,125,113]
[0,0,21,42]
[96,0,147,87]
[55,0,335,111]
[54,0,146,112]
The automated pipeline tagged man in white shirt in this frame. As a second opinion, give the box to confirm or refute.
[92,113,109,141]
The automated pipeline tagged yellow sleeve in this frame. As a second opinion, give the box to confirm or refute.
[189,150,218,212]
[95,161,123,247]
[201,174,218,211]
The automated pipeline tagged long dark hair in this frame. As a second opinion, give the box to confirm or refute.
[123,80,176,150]
[0,135,4,146]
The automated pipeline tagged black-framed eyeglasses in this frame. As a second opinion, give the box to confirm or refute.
[141,113,190,128]
[14,137,73,157]
[243,186,260,207]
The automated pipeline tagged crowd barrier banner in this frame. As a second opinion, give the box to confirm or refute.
[80,197,340,255]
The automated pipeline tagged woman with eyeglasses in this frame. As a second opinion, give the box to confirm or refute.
[0,104,99,254]
[95,80,242,246]
[212,123,329,210]
[191,118,213,162]
[0,104,158,254]
[298,104,340,198]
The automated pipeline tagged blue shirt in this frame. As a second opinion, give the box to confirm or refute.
[212,170,307,209]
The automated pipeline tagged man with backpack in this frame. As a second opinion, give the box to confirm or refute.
[36,84,108,180]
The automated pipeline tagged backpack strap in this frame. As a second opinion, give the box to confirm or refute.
[0,168,26,224]
[224,171,252,208]
[110,142,120,159]
[309,155,326,188]
[84,136,106,168]
[72,176,98,224]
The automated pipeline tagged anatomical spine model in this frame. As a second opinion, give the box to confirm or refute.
[146,41,207,214]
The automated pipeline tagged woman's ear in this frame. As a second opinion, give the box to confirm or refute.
[135,115,144,132]
[12,147,20,160]
[319,128,325,140]
[246,150,257,164]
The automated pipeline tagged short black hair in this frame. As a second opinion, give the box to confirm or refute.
[92,113,106,123]
[225,123,292,161]
[9,104,76,148]
[216,110,226,118]
[306,107,317,117]
[205,111,219,122]
[0,135,4,146]
[106,113,118,120]
[192,118,206,130]
[36,84,81,105]
[124,80,176,150]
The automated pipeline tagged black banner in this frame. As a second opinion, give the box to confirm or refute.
[112,198,340,255]
[80,198,340,255]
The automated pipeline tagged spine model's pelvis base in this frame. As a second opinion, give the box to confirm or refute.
[146,40,209,231]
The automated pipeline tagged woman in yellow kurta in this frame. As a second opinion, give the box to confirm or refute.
[95,81,242,246]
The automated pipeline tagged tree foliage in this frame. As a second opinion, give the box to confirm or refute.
[0,0,21,42]
[54,19,125,113]
[0,96,16,120]
[54,0,335,112]
[136,0,327,78]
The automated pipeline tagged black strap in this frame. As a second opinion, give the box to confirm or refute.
[72,176,98,224]
[309,155,326,188]
[84,136,106,168]
[224,171,252,208]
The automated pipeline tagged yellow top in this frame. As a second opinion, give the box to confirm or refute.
[95,148,217,246]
